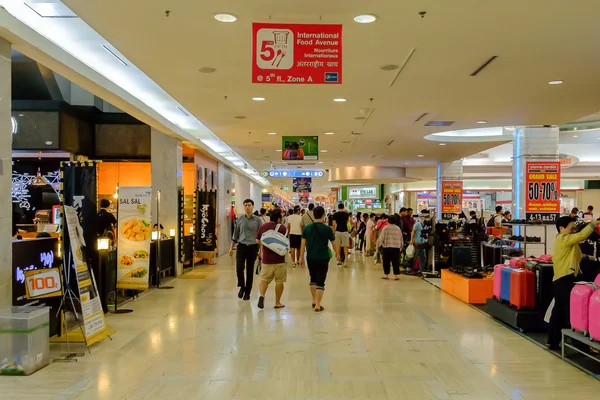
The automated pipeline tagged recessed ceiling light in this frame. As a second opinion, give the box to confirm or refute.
[439,143,447,146]
[275,149,282,152]
[198,67,216,73]
[320,150,328,153]
[333,98,347,102]
[267,132,277,135]
[354,14,377,24]
[548,80,563,85]
[213,13,237,22]
[476,120,487,124]
[417,154,424,157]
[252,97,265,101]
[324,132,335,135]
[573,135,579,137]
[317,161,324,164]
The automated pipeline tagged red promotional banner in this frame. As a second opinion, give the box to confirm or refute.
[441,180,463,214]
[252,23,342,84]
[525,162,560,223]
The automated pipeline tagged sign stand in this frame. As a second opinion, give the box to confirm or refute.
[155,190,173,290]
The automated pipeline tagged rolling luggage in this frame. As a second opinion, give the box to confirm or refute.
[509,268,535,310]
[570,282,598,335]
[500,267,513,302]
[493,265,505,300]
[509,258,521,268]
[589,288,600,341]
[538,254,552,262]
[531,263,554,312]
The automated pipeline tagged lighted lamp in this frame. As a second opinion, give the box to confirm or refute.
[189,226,194,234]
[97,238,110,250]
[151,231,159,241]
[169,228,175,237]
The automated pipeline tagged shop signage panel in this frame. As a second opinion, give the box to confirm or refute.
[195,190,217,253]
[293,177,312,192]
[441,180,463,217]
[64,206,110,345]
[282,136,319,161]
[525,162,560,223]
[25,268,62,299]
[262,170,324,178]
[117,187,152,290]
[348,186,378,199]
[298,192,310,198]
[252,23,342,84]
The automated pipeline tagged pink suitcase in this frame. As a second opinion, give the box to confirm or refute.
[589,289,600,341]
[538,254,552,262]
[509,258,521,268]
[570,283,598,334]
[493,265,505,299]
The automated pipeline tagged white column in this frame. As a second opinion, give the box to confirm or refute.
[436,160,463,221]
[0,38,11,307]
[151,128,183,275]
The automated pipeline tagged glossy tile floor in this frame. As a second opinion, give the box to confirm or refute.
[2,252,600,400]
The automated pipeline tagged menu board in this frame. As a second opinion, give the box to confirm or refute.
[252,23,342,84]
[441,180,463,218]
[64,206,109,345]
[116,187,152,290]
[525,162,560,223]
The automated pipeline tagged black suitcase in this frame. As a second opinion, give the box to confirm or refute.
[531,263,554,313]
[452,246,472,269]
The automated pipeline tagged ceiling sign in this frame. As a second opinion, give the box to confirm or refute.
[348,186,378,199]
[252,23,342,84]
[282,136,319,161]
[261,170,324,178]
[559,154,579,169]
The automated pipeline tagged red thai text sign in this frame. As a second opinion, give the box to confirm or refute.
[525,162,560,215]
[252,23,342,84]
[441,181,463,214]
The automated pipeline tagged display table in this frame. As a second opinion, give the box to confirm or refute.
[441,269,493,304]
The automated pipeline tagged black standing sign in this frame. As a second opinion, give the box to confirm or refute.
[195,190,217,252]
[60,161,99,293]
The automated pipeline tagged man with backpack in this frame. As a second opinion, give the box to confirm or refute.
[256,209,288,309]
[487,206,503,228]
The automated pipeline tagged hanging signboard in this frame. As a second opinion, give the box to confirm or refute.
[525,162,560,223]
[116,187,152,290]
[261,170,324,178]
[441,180,463,219]
[348,186,378,199]
[293,177,312,192]
[252,23,342,84]
[282,136,319,161]
[64,206,109,345]
[195,190,217,252]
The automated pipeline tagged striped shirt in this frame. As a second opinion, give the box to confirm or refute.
[377,224,403,249]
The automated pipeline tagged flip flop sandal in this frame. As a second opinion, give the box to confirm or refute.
[381,276,389,280]
[315,306,324,312]
[312,303,315,308]
[274,305,285,309]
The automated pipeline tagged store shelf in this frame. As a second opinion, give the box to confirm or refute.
[502,240,545,245]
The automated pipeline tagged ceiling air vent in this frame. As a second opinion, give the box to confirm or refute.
[341,141,352,144]
[425,121,455,127]
[415,112,428,122]
[386,140,395,146]
[470,56,498,77]
[350,131,362,136]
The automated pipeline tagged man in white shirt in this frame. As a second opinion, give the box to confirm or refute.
[287,206,303,268]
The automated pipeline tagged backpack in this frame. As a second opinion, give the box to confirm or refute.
[260,224,289,256]
[486,215,497,227]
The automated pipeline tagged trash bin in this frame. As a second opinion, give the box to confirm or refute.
[0,306,50,375]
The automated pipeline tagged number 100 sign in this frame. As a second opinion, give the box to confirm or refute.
[525,162,560,214]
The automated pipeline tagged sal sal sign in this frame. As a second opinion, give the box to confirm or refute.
[525,162,560,223]
[252,23,342,84]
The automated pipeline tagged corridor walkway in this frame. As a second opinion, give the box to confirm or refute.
[2,253,599,399]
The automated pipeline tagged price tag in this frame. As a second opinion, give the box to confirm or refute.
[525,162,560,223]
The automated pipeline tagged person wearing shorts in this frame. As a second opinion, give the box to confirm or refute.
[332,203,350,266]
[287,206,303,268]
[256,210,288,309]
[300,206,339,312]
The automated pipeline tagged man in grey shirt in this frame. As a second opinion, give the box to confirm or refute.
[229,199,262,300]
[300,203,316,230]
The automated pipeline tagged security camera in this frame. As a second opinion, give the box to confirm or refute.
[419,11,427,18]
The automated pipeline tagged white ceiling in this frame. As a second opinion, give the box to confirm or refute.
[58,0,600,174]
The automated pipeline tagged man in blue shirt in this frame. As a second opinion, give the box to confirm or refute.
[410,209,430,276]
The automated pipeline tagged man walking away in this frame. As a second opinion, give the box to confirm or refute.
[300,206,340,312]
[487,206,503,228]
[259,208,268,224]
[301,203,316,230]
[332,203,350,266]
[229,199,262,300]
[256,210,288,309]
[287,206,303,267]
[377,215,404,280]
[410,209,430,276]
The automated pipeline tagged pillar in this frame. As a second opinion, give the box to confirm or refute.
[436,160,463,221]
[0,38,10,307]
[151,128,183,275]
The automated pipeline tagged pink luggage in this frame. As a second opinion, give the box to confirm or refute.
[570,282,598,334]
[589,288,600,341]
[493,265,505,299]
[509,258,521,268]
[595,274,600,285]
[538,254,552,262]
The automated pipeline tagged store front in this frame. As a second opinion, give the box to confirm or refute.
[343,185,384,213]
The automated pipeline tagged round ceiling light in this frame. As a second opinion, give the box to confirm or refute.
[548,80,563,85]
[252,97,265,101]
[439,143,447,146]
[354,14,377,24]
[573,135,579,137]
[275,149,282,152]
[267,132,277,135]
[198,67,216,73]
[476,120,487,124]
[320,149,328,153]
[333,98,347,102]
[213,13,237,23]
[324,132,335,135]
[417,154,424,157]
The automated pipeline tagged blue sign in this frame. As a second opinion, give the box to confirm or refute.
[324,72,338,83]
[261,170,324,178]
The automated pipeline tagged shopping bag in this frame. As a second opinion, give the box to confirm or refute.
[544,298,555,323]
[255,258,262,275]
[406,244,415,259]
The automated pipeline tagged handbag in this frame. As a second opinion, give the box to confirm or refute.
[260,224,289,256]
